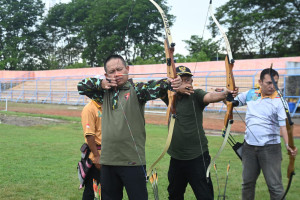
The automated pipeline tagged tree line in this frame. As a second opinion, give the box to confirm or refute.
[0,0,299,70]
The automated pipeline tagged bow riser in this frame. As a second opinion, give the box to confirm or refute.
[286,119,295,151]
[286,119,295,178]
[224,55,235,126]
[166,92,176,121]
[164,40,176,79]
[164,39,177,119]
[224,102,233,127]
[225,56,235,91]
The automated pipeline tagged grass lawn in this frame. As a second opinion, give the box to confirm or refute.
[0,111,299,199]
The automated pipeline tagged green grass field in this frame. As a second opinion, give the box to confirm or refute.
[0,111,299,200]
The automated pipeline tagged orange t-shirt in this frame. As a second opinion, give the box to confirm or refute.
[81,100,102,163]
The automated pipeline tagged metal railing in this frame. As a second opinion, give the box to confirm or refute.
[0,68,299,116]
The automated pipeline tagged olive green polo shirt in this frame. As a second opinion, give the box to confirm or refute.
[168,89,209,160]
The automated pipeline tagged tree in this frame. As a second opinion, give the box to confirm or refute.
[0,0,175,70]
[174,53,187,63]
[208,0,300,58]
[0,0,44,70]
[183,35,220,61]
[81,0,175,66]
[43,0,175,67]
[42,1,87,69]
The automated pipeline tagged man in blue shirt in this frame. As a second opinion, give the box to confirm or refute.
[235,68,297,200]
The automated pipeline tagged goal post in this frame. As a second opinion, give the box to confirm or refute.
[0,98,8,111]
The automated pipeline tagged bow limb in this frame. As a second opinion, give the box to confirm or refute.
[206,0,236,178]
[208,0,234,64]
[209,0,235,95]
[149,0,174,48]
[206,120,233,178]
[270,65,295,200]
[146,118,175,177]
[146,0,177,179]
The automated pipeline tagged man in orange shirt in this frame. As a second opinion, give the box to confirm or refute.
[81,100,102,200]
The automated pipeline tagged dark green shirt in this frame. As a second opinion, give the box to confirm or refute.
[168,89,209,160]
[101,82,146,166]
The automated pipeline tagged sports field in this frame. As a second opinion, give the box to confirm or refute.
[0,103,299,199]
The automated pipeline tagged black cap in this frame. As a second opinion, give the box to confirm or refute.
[176,66,193,76]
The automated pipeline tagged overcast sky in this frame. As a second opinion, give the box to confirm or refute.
[42,0,228,56]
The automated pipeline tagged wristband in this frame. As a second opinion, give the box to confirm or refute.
[286,143,289,148]
[168,82,174,91]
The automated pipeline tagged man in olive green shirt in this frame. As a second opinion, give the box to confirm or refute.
[167,66,238,200]
[78,55,182,200]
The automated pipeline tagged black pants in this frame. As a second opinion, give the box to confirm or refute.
[82,165,101,200]
[168,151,214,200]
[101,165,148,200]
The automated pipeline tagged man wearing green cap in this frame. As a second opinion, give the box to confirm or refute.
[167,65,238,200]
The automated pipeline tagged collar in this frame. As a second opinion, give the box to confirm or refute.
[109,79,133,91]
[117,81,131,90]
[92,100,102,108]
[257,88,278,99]
[109,80,133,110]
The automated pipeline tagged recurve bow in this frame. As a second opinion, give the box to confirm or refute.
[147,0,177,198]
[206,0,236,178]
[270,64,296,200]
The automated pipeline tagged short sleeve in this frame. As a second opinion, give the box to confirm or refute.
[81,107,97,137]
[194,89,208,107]
[234,91,248,106]
[277,101,287,127]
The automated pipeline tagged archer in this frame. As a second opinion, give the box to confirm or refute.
[77,54,181,200]
[234,68,297,200]
[166,65,238,200]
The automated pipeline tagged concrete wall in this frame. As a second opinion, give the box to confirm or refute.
[0,56,299,79]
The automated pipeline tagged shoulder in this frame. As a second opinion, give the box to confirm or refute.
[193,89,208,103]
[273,96,284,108]
[82,101,97,113]
[128,79,135,86]
[245,89,260,102]
[194,89,207,96]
